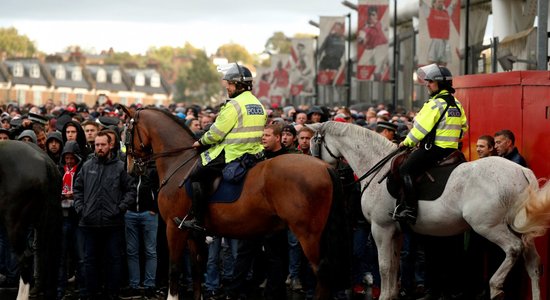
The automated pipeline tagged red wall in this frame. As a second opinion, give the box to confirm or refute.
[454,71,550,299]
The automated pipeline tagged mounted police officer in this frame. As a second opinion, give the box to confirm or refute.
[393,64,468,224]
[180,63,267,231]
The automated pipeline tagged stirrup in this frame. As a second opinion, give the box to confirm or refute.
[392,208,416,225]
[389,204,402,219]
[174,215,206,232]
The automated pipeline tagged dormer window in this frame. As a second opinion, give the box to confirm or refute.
[112,70,121,84]
[13,63,24,77]
[72,66,82,81]
[150,73,161,88]
[55,65,66,80]
[96,68,107,83]
[135,72,145,86]
[30,64,41,78]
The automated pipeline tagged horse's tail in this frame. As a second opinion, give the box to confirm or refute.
[317,167,351,292]
[508,168,550,245]
[36,159,63,299]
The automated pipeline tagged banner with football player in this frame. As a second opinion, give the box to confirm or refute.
[317,16,347,85]
[418,0,461,74]
[357,0,390,81]
[269,54,292,106]
[289,38,315,96]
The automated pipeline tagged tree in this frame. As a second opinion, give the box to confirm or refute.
[173,46,220,105]
[104,51,146,67]
[216,43,253,64]
[0,27,37,57]
[264,31,291,54]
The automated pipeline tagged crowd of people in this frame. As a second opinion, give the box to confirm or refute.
[0,64,529,300]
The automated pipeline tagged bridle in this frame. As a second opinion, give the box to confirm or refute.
[311,131,341,161]
[125,109,198,188]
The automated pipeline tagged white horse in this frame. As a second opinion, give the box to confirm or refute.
[307,121,550,300]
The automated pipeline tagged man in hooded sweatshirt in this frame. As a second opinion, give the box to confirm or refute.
[46,131,64,164]
[57,140,84,299]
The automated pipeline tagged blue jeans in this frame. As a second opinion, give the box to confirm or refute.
[57,216,80,298]
[205,237,238,292]
[0,224,18,281]
[287,230,302,280]
[400,232,425,291]
[352,225,369,285]
[80,226,125,297]
[205,237,222,292]
[125,211,158,289]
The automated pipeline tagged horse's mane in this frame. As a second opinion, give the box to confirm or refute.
[323,121,396,152]
[142,107,197,140]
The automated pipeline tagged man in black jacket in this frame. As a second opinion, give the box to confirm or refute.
[73,131,136,300]
[120,163,159,300]
[494,129,527,167]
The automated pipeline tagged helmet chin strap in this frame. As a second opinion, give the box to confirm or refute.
[229,87,246,98]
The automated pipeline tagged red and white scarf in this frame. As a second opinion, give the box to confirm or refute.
[62,165,77,195]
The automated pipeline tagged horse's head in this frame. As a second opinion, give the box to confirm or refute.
[119,105,152,175]
[119,104,199,177]
[306,122,343,166]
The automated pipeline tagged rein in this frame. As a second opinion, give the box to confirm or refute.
[357,147,404,195]
[315,129,403,192]
[126,109,199,191]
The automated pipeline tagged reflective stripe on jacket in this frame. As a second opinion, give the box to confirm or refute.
[403,90,468,149]
[200,91,267,164]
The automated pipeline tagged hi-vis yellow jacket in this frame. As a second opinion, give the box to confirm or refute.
[403,90,468,149]
[199,91,267,165]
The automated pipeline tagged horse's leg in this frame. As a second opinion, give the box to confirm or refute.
[522,241,541,300]
[166,224,188,300]
[296,234,330,300]
[477,225,523,300]
[372,223,401,300]
[16,248,33,300]
[187,234,207,300]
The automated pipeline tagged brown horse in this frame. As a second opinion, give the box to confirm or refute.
[120,106,350,300]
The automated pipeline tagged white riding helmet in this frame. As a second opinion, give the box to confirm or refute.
[416,63,452,82]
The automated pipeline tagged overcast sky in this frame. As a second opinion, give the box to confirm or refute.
[0,0,351,55]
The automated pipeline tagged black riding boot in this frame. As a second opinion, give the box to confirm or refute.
[393,175,418,225]
[180,182,206,232]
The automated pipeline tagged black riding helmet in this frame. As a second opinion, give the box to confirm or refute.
[219,63,253,91]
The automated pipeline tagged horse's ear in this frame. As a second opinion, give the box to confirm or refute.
[117,104,134,119]
[306,123,323,132]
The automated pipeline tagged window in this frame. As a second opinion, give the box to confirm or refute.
[33,91,42,105]
[119,97,128,105]
[112,70,122,84]
[16,89,26,103]
[55,65,66,80]
[13,63,24,77]
[150,73,161,88]
[135,72,145,86]
[76,93,84,103]
[72,66,82,81]
[29,64,40,78]
[60,92,68,105]
[96,69,106,83]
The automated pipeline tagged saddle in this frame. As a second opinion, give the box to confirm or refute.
[386,150,466,201]
[182,153,264,203]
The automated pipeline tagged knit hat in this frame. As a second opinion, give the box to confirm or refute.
[282,125,297,137]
